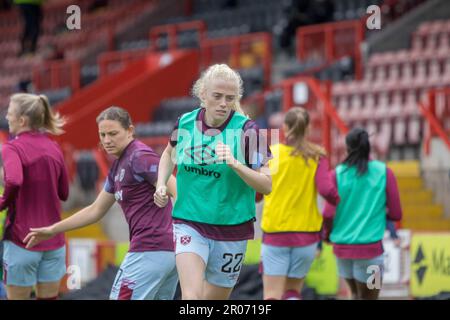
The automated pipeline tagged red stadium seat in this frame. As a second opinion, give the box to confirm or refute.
[393,118,407,145]
[401,60,414,87]
[374,92,389,120]
[413,60,427,88]
[408,116,421,144]
[389,91,404,120]
[377,120,392,155]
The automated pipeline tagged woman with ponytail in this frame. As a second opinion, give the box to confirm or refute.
[260,107,340,300]
[322,127,403,300]
[24,106,178,300]
[1,93,68,299]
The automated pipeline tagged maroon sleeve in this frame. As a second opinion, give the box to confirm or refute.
[169,118,180,147]
[131,151,160,186]
[386,167,402,221]
[242,120,272,169]
[0,143,23,210]
[322,170,338,218]
[104,170,115,194]
[58,161,69,201]
[321,170,337,241]
[315,157,340,205]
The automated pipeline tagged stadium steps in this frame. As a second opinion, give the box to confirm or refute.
[367,0,450,54]
[388,160,450,231]
[61,210,109,240]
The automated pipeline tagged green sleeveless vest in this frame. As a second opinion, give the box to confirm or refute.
[173,108,256,225]
[331,161,387,244]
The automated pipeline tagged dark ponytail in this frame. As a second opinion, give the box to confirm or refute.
[342,127,370,175]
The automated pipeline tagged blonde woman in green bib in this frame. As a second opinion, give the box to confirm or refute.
[154,64,272,300]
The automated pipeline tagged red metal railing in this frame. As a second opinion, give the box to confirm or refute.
[149,20,206,51]
[97,20,205,79]
[279,76,348,163]
[98,30,273,90]
[98,48,151,78]
[201,32,272,89]
[34,21,272,97]
[241,76,348,165]
[420,88,450,155]
[296,20,364,80]
[31,0,157,93]
[32,60,81,93]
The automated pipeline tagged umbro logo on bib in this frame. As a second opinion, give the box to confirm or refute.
[183,165,221,179]
[184,144,216,166]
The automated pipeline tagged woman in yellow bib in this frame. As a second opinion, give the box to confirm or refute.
[260,107,340,300]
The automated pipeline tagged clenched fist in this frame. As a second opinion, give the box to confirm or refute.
[154,185,169,208]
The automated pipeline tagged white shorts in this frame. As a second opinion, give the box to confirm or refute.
[337,254,385,284]
[260,242,318,278]
[109,251,178,300]
[173,223,247,288]
[3,240,66,287]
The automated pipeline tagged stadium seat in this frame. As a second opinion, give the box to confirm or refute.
[393,118,407,145]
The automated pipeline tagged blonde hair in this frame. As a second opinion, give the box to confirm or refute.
[284,107,326,162]
[10,93,65,135]
[192,64,244,114]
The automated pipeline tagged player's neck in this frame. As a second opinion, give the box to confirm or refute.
[115,138,134,158]
[204,110,226,128]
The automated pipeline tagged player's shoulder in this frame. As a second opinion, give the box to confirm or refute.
[242,118,263,135]
[129,141,159,161]
[1,140,17,155]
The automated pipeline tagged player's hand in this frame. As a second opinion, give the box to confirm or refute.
[23,226,56,249]
[215,142,238,168]
[154,185,169,208]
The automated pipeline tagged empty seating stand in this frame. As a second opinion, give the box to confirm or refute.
[0,0,157,109]
[40,87,72,106]
[153,97,199,122]
[135,97,198,138]
[333,0,382,21]
[284,56,355,82]
[331,19,450,159]
[240,67,265,98]
[76,150,99,191]
[333,0,425,22]
[165,0,283,39]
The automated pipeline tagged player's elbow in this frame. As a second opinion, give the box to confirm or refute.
[59,188,69,201]
[88,203,107,222]
[259,180,272,195]
[6,177,22,189]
